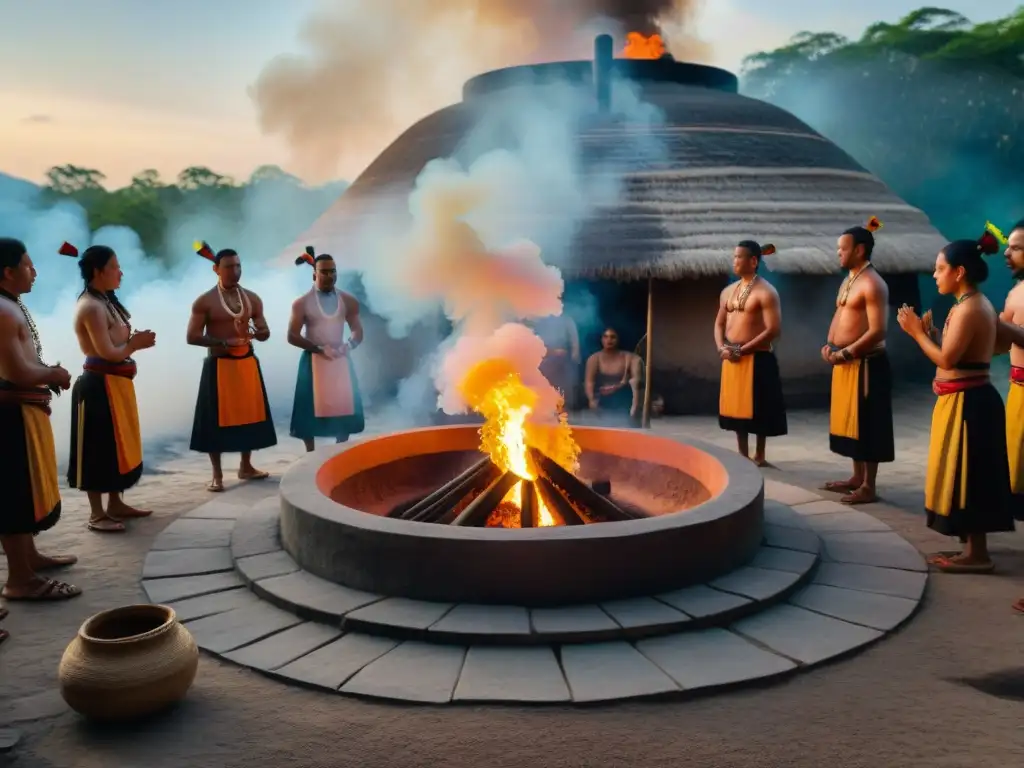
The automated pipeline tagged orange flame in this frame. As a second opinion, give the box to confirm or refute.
[622,32,665,59]
[458,357,580,527]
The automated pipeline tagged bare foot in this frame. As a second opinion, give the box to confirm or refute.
[822,478,861,493]
[1012,598,1024,613]
[1,578,82,601]
[87,516,126,533]
[237,467,270,481]
[753,456,771,467]
[207,477,225,493]
[108,499,152,519]
[840,486,879,505]
[29,553,78,571]
[931,553,994,574]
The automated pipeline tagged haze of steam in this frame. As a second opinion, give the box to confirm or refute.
[0,174,352,465]
[251,0,704,178]
[349,77,665,419]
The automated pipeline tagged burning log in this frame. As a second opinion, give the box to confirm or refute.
[536,477,587,526]
[451,471,520,527]
[528,447,643,522]
[520,481,537,528]
[394,457,496,522]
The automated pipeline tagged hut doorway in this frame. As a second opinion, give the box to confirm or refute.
[565,279,650,359]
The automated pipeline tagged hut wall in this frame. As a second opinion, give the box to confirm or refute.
[648,273,929,416]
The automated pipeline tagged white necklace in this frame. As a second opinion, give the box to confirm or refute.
[218,284,250,319]
[315,288,341,320]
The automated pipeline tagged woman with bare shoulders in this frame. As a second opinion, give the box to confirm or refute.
[63,243,156,533]
[584,327,639,426]
[897,229,1013,574]
[0,237,79,617]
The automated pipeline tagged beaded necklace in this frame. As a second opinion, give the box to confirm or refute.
[837,263,874,306]
[0,287,43,362]
[727,276,758,312]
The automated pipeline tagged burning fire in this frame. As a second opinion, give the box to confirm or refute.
[622,32,666,59]
[459,357,580,527]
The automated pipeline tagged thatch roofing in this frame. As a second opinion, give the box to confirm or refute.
[284,76,946,279]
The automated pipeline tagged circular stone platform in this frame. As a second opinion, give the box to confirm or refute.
[140,473,928,705]
[278,427,764,606]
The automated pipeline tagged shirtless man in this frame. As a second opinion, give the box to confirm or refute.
[287,252,365,451]
[0,237,80,615]
[64,243,156,532]
[186,245,277,491]
[821,217,895,504]
[714,240,787,465]
[990,220,1024,610]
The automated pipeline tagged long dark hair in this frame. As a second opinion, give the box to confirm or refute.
[942,229,1001,286]
[78,245,131,324]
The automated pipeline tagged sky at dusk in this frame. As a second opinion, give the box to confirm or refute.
[0,0,1018,189]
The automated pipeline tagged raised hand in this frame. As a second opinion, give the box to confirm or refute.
[896,304,924,337]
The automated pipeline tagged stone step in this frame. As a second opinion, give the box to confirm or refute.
[162,581,921,705]
[139,497,829,645]
[140,477,929,705]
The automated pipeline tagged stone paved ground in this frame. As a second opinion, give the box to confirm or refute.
[2,392,1024,768]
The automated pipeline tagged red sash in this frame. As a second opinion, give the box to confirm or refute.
[0,385,52,415]
[84,357,138,380]
[932,376,990,396]
[1011,366,1024,385]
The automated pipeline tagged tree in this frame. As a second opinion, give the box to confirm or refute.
[130,169,164,189]
[248,164,301,186]
[45,164,107,195]
[741,5,1024,313]
[177,166,234,190]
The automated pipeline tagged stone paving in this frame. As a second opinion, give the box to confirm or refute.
[1,391,1023,768]
[139,482,927,704]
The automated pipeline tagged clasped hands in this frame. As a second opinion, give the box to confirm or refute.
[719,344,743,361]
[225,316,258,347]
[897,304,934,340]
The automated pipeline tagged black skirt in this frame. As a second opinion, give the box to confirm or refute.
[718,350,788,437]
[190,350,277,454]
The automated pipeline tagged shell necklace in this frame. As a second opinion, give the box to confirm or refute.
[728,276,758,312]
[218,283,250,319]
[838,263,874,307]
[315,289,341,320]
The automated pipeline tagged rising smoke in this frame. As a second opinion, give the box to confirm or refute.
[251,0,703,179]
[1,3,673,462]
[351,78,667,419]
[0,175,349,464]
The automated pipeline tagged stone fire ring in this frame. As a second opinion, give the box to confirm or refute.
[278,425,765,606]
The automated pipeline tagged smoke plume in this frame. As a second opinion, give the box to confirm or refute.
[251,0,704,179]
[349,76,666,421]
[0,174,359,465]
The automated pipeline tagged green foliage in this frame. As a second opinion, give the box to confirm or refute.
[40,164,343,266]
[740,6,1024,227]
[741,5,1024,313]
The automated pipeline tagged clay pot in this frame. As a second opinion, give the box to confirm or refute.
[58,604,198,721]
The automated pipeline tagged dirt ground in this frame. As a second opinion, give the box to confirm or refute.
[2,410,1024,768]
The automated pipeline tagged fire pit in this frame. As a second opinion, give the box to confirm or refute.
[279,424,763,606]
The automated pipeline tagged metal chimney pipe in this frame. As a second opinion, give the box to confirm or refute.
[594,34,613,112]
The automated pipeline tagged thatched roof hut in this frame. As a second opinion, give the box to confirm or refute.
[286,42,944,416]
